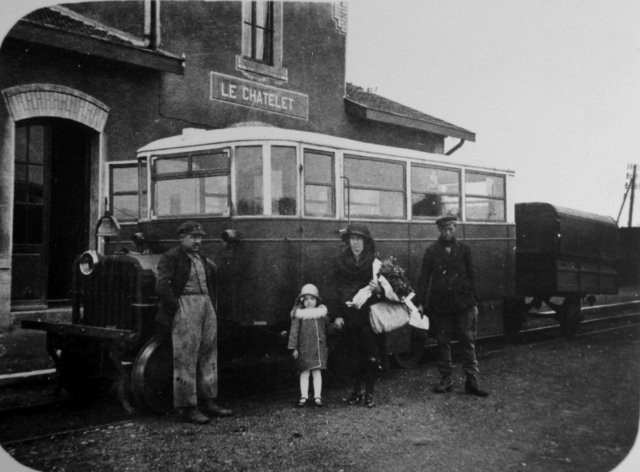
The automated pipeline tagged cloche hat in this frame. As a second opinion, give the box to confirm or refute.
[298,283,322,303]
[340,223,372,242]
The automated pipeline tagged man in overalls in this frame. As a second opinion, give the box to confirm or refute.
[156,220,233,423]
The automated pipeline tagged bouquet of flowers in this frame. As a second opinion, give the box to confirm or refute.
[378,256,413,299]
[377,257,429,330]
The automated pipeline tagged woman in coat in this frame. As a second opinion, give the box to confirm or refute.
[333,224,382,408]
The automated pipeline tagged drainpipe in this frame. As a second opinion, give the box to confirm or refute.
[145,0,160,49]
[445,139,465,156]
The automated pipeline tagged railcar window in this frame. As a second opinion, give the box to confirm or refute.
[138,157,148,220]
[344,155,405,218]
[151,150,230,217]
[236,146,263,215]
[271,146,297,215]
[464,172,506,221]
[110,164,139,222]
[411,165,460,219]
[304,150,334,217]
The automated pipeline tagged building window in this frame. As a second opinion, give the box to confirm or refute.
[344,155,405,218]
[13,124,46,244]
[411,165,460,219]
[237,1,288,81]
[246,1,274,64]
[304,150,334,217]
[464,171,506,221]
[109,163,139,222]
[151,150,230,217]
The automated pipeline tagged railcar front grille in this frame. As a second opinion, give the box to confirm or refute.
[72,256,141,330]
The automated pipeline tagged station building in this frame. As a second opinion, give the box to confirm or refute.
[0,1,475,326]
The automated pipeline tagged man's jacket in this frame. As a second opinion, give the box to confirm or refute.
[417,238,477,314]
[155,245,217,326]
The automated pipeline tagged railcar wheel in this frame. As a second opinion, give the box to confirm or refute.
[392,329,427,369]
[131,335,173,414]
[559,296,582,336]
[502,297,527,341]
[58,339,115,402]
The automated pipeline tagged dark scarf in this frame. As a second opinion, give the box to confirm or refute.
[335,244,377,282]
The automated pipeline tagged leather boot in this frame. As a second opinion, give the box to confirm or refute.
[465,376,489,397]
[177,406,210,424]
[433,375,453,393]
[201,399,233,417]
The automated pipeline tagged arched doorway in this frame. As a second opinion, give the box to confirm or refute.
[11,118,95,306]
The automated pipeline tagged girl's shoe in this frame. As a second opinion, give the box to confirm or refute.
[364,393,375,408]
[345,392,363,405]
[314,397,323,407]
[297,397,308,407]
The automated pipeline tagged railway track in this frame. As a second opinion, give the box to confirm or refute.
[2,307,639,446]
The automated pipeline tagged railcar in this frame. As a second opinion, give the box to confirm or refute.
[21,125,619,413]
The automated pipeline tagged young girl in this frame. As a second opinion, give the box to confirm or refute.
[287,283,329,407]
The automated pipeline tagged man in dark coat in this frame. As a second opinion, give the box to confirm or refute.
[417,216,489,397]
[156,220,233,423]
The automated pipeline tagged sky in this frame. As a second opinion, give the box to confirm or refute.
[2,0,640,225]
[346,0,640,225]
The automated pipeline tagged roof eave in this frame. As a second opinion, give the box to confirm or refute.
[345,98,476,142]
[8,21,184,75]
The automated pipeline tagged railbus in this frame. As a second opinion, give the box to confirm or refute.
[22,124,619,413]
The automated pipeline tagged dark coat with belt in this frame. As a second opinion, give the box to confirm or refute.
[416,238,477,314]
[155,245,217,326]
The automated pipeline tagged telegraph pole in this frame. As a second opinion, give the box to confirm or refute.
[628,164,636,228]
[617,163,638,227]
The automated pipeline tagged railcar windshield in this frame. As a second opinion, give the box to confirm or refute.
[131,127,513,223]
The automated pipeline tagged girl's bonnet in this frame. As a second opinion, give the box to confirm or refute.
[297,283,322,304]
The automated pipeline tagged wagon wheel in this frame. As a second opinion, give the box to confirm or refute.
[57,338,116,402]
[131,334,173,415]
[559,296,582,336]
[393,329,427,369]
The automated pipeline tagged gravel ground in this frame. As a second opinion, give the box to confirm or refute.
[2,325,640,472]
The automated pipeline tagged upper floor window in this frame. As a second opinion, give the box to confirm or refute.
[237,1,288,81]
[344,155,405,219]
[151,150,230,217]
[411,165,460,219]
[465,171,506,221]
[246,1,274,64]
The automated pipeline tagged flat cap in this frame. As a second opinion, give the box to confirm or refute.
[177,220,206,236]
[435,215,457,227]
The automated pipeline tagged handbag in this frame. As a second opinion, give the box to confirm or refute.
[369,301,409,334]
[409,309,430,331]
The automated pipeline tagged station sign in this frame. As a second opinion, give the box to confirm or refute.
[210,72,309,120]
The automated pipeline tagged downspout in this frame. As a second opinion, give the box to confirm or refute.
[445,139,465,156]
[145,0,160,49]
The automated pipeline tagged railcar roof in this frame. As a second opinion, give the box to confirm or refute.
[137,125,514,174]
[516,202,616,225]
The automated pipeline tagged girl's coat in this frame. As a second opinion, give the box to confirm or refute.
[287,305,329,371]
